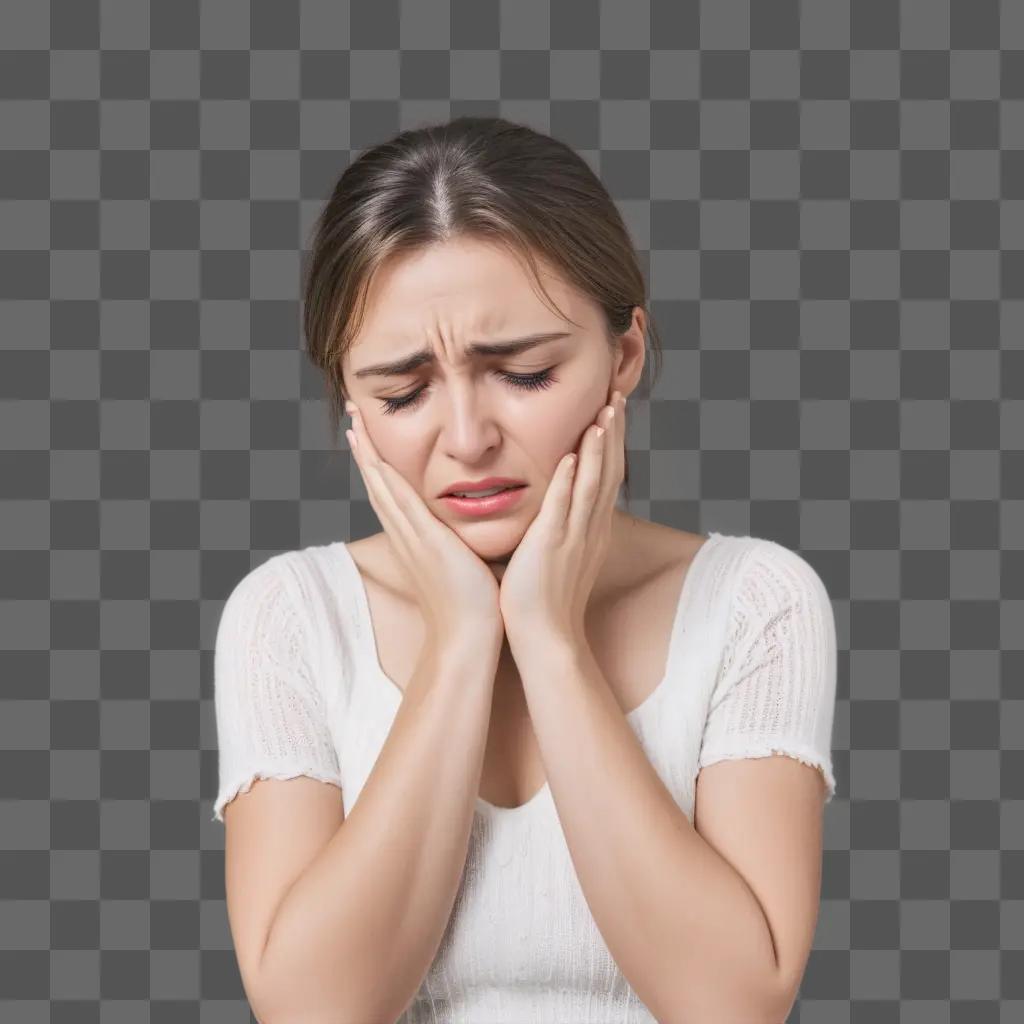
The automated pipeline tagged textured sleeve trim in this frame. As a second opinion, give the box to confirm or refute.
[212,765,343,824]
[696,739,837,804]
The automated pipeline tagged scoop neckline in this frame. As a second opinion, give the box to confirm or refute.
[331,531,723,819]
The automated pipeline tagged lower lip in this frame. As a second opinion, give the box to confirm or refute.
[441,486,527,516]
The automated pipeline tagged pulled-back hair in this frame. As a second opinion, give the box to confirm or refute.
[302,115,664,506]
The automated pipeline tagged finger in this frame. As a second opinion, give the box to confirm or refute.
[596,395,620,518]
[346,403,419,558]
[346,402,448,554]
[345,410,390,522]
[616,392,627,504]
[568,418,607,536]
[538,451,578,536]
[602,391,626,513]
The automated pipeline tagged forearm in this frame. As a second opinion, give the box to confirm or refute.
[511,634,784,1024]
[254,638,500,1024]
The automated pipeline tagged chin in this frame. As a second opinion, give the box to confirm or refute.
[452,525,524,562]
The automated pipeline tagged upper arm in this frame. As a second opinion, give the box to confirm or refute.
[695,539,838,1013]
[211,555,346,1014]
[694,753,827,1017]
[223,775,344,1015]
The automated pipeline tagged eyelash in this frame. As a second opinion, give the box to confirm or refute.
[378,368,558,416]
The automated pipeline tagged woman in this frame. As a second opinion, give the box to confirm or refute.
[212,116,837,1023]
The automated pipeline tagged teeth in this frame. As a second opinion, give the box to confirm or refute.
[451,486,509,498]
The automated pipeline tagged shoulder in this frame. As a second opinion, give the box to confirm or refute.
[219,543,342,634]
[215,557,302,667]
[214,547,347,706]
[617,518,711,587]
[627,521,753,600]
[708,536,836,670]
[722,536,832,618]
[634,529,833,646]
[220,552,293,620]
[339,532,388,582]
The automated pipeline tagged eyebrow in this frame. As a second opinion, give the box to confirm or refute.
[352,331,573,379]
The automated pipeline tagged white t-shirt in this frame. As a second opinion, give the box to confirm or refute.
[212,531,837,1022]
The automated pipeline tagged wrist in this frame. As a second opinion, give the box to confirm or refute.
[505,624,583,669]
[435,622,504,662]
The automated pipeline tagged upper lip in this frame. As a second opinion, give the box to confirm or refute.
[439,477,527,497]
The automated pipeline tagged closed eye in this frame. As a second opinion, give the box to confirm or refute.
[377,368,558,416]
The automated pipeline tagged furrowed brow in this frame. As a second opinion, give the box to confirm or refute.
[352,331,572,379]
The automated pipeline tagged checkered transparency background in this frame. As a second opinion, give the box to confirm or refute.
[2,0,1022,1020]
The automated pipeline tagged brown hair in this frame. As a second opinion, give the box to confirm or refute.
[301,115,664,507]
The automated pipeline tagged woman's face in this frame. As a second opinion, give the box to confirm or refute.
[341,237,643,565]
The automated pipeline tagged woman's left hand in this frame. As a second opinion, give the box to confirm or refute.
[498,389,626,647]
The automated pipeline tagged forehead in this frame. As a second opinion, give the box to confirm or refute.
[347,238,587,359]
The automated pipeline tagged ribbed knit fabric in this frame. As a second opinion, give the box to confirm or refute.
[212,531,837,1022]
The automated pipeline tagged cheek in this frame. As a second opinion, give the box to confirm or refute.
[529,404,595,467]
[358,415,412,468]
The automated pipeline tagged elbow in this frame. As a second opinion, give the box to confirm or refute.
[663,968,796,1024]
[250,980,401,1024]
[763,955,808,1023]
[747,967,798,1024]
[252,940,407,1024]
[729,968,798,1024]
[665,1000,791,1024]
[252,1000,379,1024]
[767,974,800,1024]
[249,992,358,1024]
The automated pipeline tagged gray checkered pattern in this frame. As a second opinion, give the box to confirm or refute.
[2,0,1022,1020]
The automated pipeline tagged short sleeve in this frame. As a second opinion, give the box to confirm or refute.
[211,555,343,824]
[698,540,838,804]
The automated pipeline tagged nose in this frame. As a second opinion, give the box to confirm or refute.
[434,391,507,460]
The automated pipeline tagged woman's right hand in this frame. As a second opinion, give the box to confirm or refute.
[345,401,504,654]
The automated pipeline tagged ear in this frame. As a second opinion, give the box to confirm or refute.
[608,306,647,404]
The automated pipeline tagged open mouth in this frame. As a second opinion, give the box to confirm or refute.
[440,485,528,515]
[445,484,526,498]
